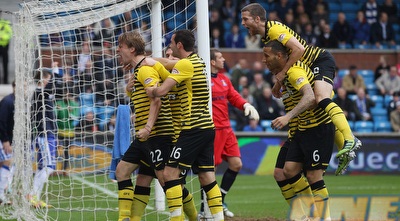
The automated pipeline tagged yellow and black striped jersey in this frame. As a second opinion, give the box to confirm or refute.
[128,64,174,140]
[153,62,181,142]
[167,53,214,130]
[282,61,331,131]
[261,21,324,67]
[281,89,298,139]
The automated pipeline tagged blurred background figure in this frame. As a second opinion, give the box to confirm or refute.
[0,16,12,84]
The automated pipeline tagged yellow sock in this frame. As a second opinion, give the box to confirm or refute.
[203,181,223,220]
[311,180,330,219]
[324,101,353,140]
[287,173,314,219]
[277,180,296,205]
[182,187,197,221]
[130,186,150,221]
[334,127,344,151]
[118,180,134,220]
[165,180,183,221]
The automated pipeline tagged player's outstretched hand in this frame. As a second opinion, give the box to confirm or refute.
[243,103,259,121]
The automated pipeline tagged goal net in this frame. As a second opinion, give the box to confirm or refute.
[2,0,209,220]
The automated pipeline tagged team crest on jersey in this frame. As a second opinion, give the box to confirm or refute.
[278,34,285,42]
[221,79,227,86]
[296,77,305,85]
[144,77,153,85]
[171,68,179,74]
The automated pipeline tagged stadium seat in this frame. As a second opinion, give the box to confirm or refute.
[371,107,388,120]
[354,121,374,133]
[260,120,275,132]
[384,95,393,107]
[358,70,374,79]
[328,2,341,12]
[230,120,237,131]
[374,121,392,132]
[370,95,384,108]
[338,69,349,78]
[366,83,378,95]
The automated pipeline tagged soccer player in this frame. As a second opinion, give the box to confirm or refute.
[241,3,361,175]
[0,81,15,205]
[265,40,334,220]
[146,29,224,221]
[30,70,58,208]
[207,48,259,217]
[115,31,175,221]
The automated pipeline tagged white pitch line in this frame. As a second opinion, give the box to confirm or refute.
[69,174,158,211]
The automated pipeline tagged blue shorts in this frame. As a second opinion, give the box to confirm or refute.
[32,134,57,170]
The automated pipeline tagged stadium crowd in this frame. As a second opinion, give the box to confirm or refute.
[31,0,400,134]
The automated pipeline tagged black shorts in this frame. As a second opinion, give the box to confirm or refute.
[275,140,291,169]
[286,122,335,171]
[122,138,152,167]
[167,128,215,173]
[147,135,173,171]
[310,51,336,86]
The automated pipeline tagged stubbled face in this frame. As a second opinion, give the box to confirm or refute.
[241,11,259,36]
[213,52,225,70]
[170,34,180,58]
[116,42,133,66]
[262,47,281,74]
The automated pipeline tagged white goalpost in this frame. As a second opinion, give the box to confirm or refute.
[2,0,210,220]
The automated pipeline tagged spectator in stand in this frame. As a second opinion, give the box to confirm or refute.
[284,12,298,32]
[105,113,117,132]
[93,18,116,46]
[333,66,342,92]
[249,72,271,99]
[209,8,225,42]
[291,0,313,22]
[225,24,245,48]
[256,87,284,121]
[374,55,391,82]
[390,104,400,132]
[268,10,280,22]
[230,58,250,90]
[332,12,354,49]
[333,87,361,122]
[77,41,92,75]
[342,65,366,95]
[240,86,257,108]
[244,33,261,50]
[237,75,249,94]
[55,90,80,171]
[296,12,311,35]
[273,0,292,22]
[249,61,268,85]
[301,23,318,46]
[376,65,400,96]
[210,27,225,48]
[354,88,375,121]
[370,12,396,49]
[219,0,237,24]
[243,117,263,132]
[311,3,329,29]
[352,10,371,48]
[362,0,379,25]
[387,91,400,118]
[379,0,398,24]
[317,23,338,48]
[76,111,98,133]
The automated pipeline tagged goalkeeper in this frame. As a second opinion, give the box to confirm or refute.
[203,48,259,218]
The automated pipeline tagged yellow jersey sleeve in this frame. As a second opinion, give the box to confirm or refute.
[268,24,293,45]
[167,59,194,84]
[137,66,161,88]
[287,66,310,92]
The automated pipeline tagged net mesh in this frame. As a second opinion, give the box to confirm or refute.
[2,0,199,220]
